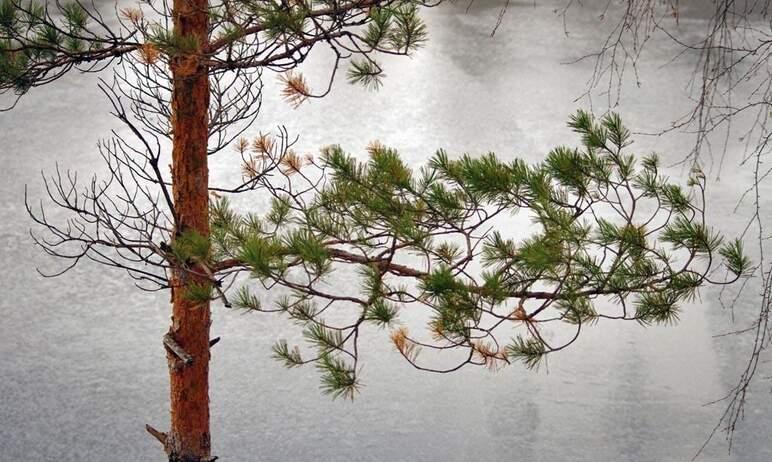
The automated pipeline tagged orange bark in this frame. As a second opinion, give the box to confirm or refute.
[166,0,211,459]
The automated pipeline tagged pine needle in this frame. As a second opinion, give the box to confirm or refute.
[279,71,311,108]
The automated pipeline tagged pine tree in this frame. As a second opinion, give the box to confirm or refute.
[2,1,748,461]
[4,1,435,460]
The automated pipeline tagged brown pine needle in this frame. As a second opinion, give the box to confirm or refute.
[280,150,303,175]
[472,341,508,371]
[119,7,143,25]
[241,157,260,180]
[137,43,160,65]
[234,137,249,154]
[279,71,311,109]
[511,302,528,321]
[366,140,385,157]
[390,327,420,362]
[252,133,274,156]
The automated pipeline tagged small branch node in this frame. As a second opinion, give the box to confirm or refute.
[145,424,168,446]
[163,333,194,366]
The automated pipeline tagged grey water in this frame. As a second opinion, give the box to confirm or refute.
[1,1,771,461]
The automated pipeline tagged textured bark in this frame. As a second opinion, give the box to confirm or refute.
[166,0,211,458]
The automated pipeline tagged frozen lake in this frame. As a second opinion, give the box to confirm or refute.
[1,1,771,460]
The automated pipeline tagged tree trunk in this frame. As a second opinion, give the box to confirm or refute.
[166,0,211,458]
